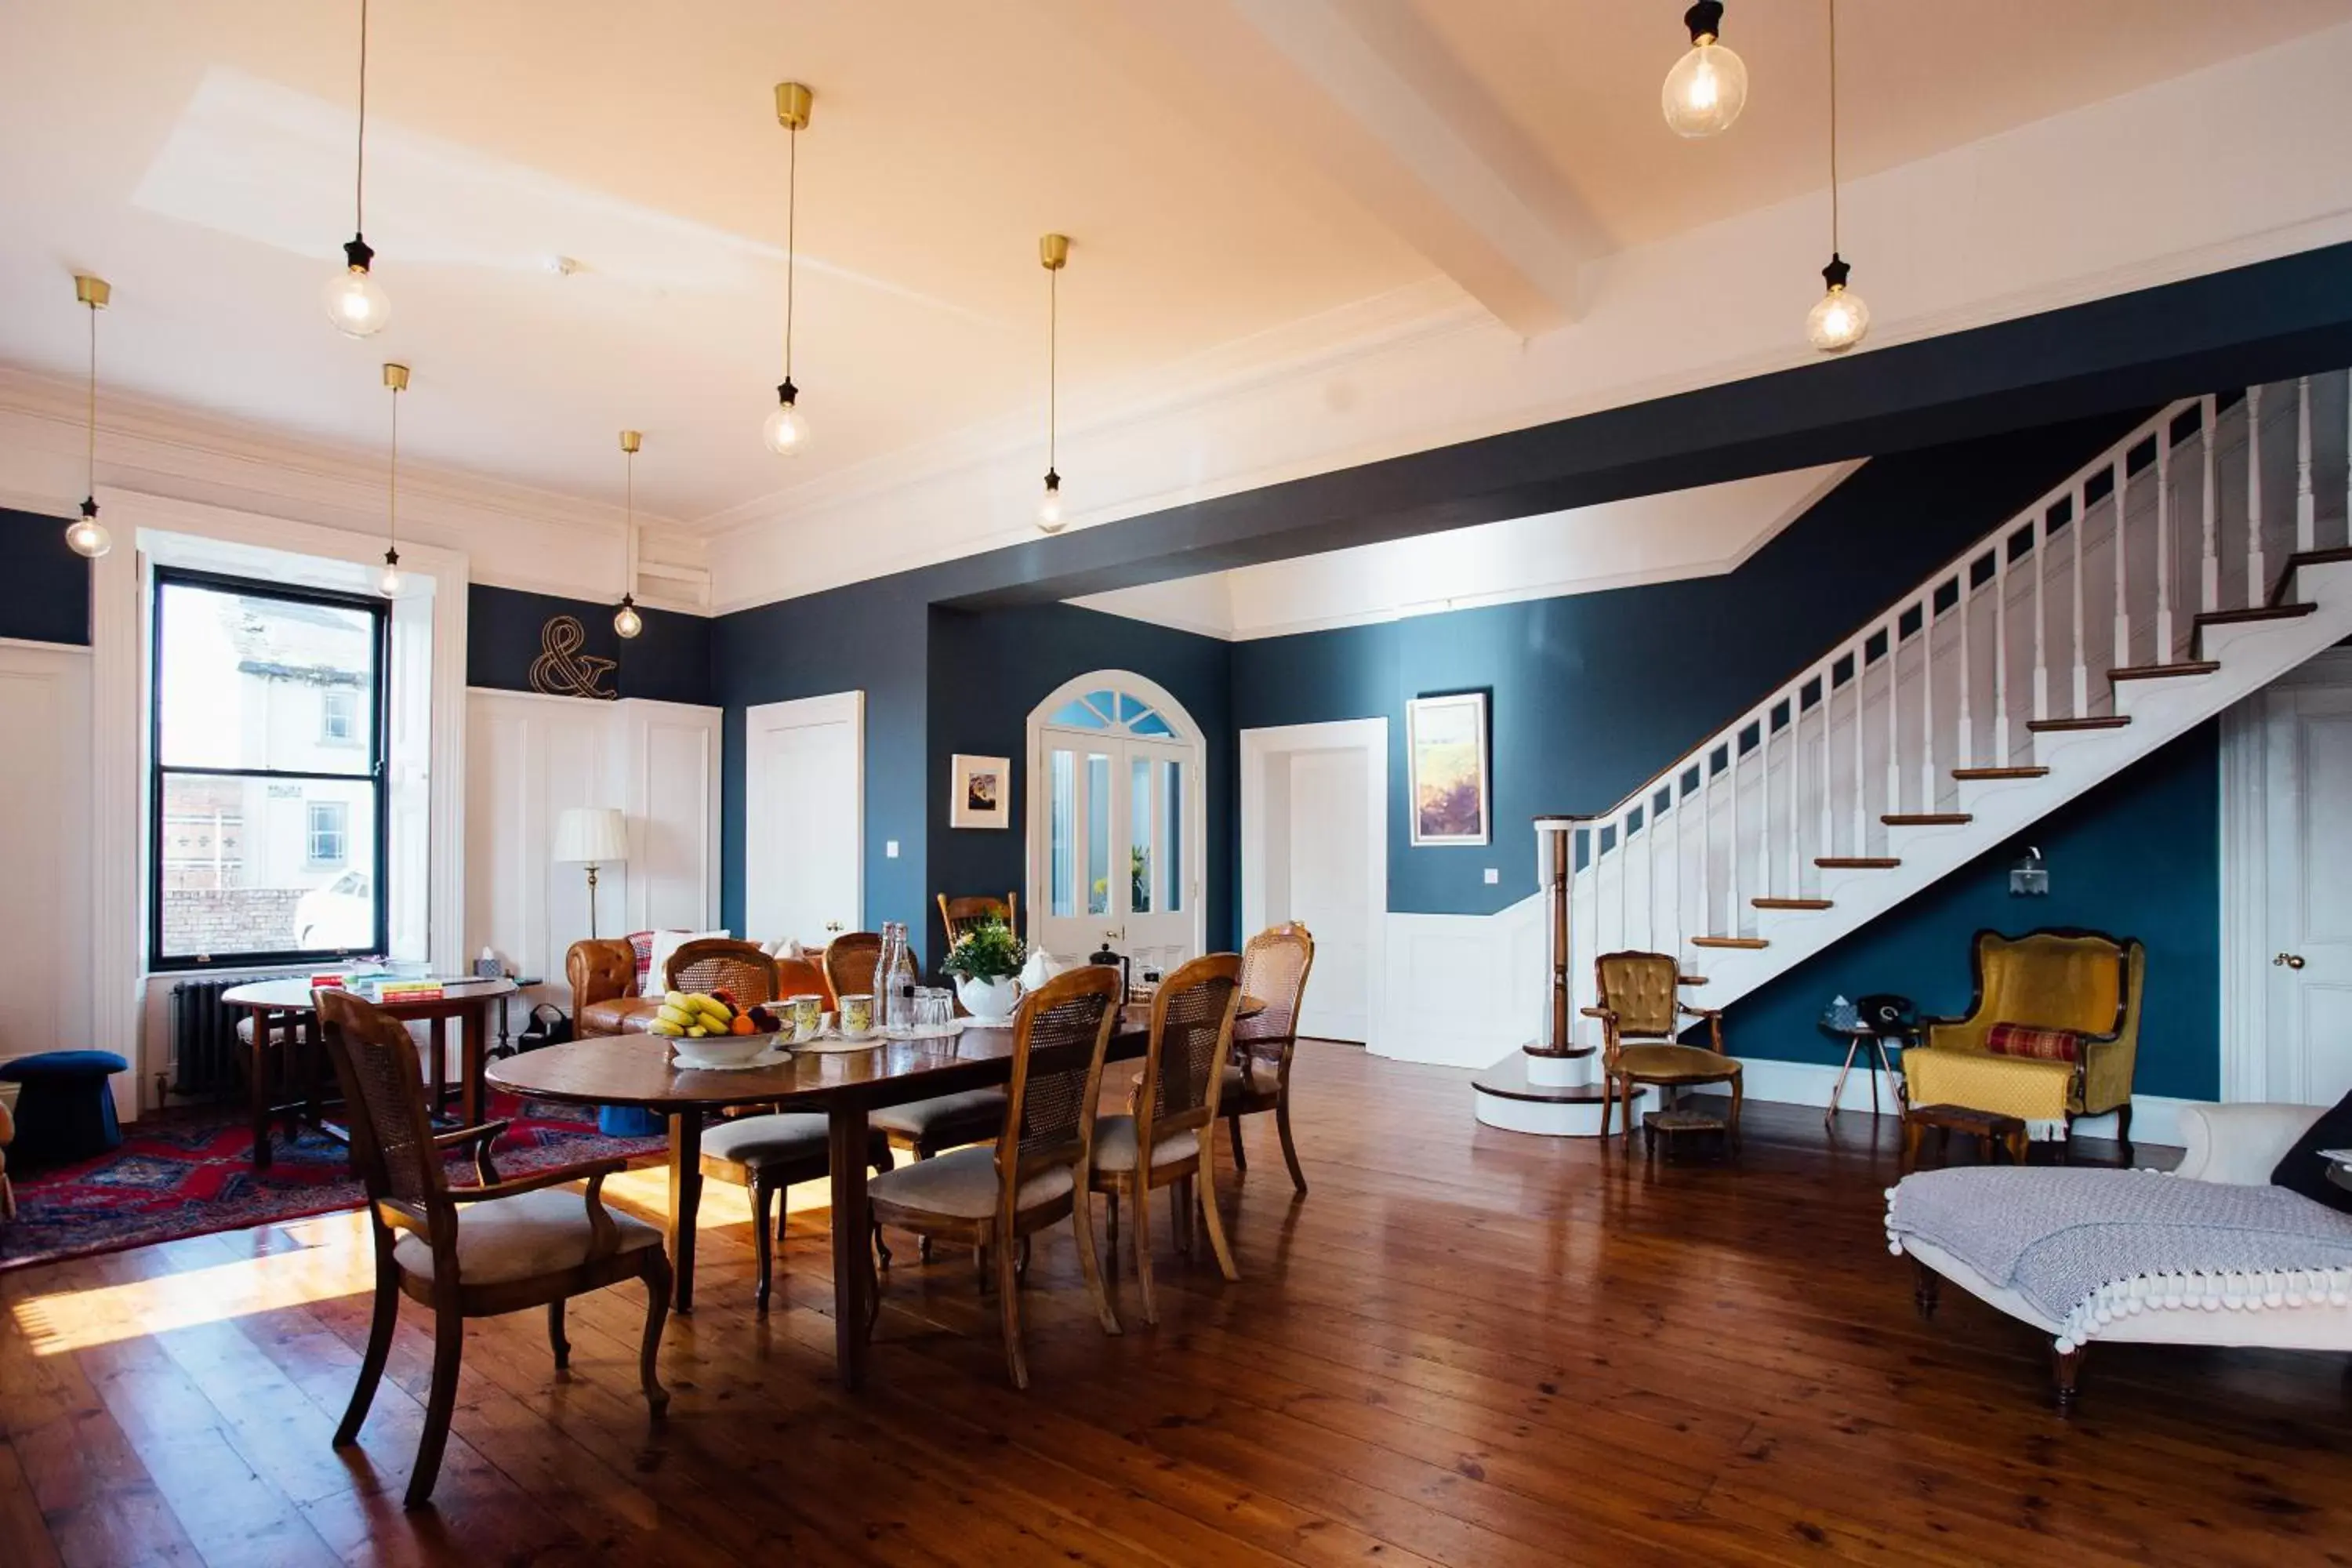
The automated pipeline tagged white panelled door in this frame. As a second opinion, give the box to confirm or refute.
[1284,747,1373,1042]
[746,693,862,949]
[2261,677,2352,1104]
[1029,677,1204,977]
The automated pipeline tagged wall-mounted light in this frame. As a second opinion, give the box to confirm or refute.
[2009,846,2049,897]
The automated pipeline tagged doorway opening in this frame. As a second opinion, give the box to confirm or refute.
[1240,719,1387,1052]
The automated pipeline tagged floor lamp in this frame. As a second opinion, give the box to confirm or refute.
[554,808,629,941]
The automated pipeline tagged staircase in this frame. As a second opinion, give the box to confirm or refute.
[1475,369,2352,1135]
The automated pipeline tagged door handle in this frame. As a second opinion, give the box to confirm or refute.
[2275,953,2307,970]
[826,921,844,935]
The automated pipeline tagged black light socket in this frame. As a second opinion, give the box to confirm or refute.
[1684,0,1726,45]
[1822,253,1852,292]
[343,234,375,273]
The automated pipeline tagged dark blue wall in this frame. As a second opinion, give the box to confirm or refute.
[1719,721,2221,1098]
[0,509,90,645]
[466,583,711,706]
[1230,413,2145,917]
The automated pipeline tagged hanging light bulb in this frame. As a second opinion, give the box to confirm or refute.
[615,430,644,638]
[1805,0,1869,354]
[1036,233,1070,535]
[67,274,113,560]
[764,82,813,455]
[1662,1,1748,138]
[1806,256,1869,353]
[379,362,408,596]
[324,0,390,337]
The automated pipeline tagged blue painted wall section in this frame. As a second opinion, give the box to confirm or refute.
[1230,412,2146,917]
[466,583,712,706]
[1718,721,2221,1100]
[0,508,91,646]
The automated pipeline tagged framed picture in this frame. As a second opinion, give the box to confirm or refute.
[950,753,1011,829]
[1407,692,1490,847]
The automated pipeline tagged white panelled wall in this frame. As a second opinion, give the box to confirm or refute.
[0,641,94,1087]
[464,690,720,1010]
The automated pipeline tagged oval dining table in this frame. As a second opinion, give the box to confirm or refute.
[488,1003,1185,1390]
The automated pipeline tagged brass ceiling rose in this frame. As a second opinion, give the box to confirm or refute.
[775,81,812,130]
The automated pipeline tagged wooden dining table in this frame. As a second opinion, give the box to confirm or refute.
[487,1000,1231,1390]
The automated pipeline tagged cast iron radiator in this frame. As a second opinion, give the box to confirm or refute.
[169,974,300,1096]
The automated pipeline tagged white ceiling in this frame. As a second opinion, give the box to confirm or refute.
[2,1,2344,539]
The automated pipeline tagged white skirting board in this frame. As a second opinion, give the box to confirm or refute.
[1728,1057,2198,1149]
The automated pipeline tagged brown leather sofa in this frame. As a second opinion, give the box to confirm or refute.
[567,938,664,1036]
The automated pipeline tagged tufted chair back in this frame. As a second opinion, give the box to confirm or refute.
[567,938,640,1011]
[1593,951,1682,1040]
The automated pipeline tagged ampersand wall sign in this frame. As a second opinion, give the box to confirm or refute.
[528,614,619,701]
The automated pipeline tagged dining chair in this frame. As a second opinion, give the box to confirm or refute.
[1221,922,1316,1195]
[1092,952,1245,1326]
[665,937,781,1004]
[866,965,1123,1388]
[315,989,670,1509]
[864,927,1007,1178]
[1590,950,1744,1149]
[936,891,1017,946]
[822,931,883,1003]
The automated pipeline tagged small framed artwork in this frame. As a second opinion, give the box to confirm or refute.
[1407,691,1490,847]
[950,753,1011,829]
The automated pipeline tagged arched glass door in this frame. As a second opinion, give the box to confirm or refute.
[1029,676,1203,977]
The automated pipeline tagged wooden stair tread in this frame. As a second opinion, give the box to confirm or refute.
[1690,935,1769,949]
[2110,660,2220,681]
[2271,546,2352,606]
[2027,716,2130,732]
[1883,812,1973,826]
[2195,602,2316,626]
[1472,1054,1616,1105]
[1951,766,2049,780]
[1751,898,1832,910]
[1677,975,1708,986]
[1817,856,1900,869]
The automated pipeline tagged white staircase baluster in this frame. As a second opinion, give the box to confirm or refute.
[1646,788,1659,951]
[2344,370,2350,554]
[2296,375,2316,555]
[1758,717,1772,902]
[2201,394,2221,614]
[1885,619,1902,822]
[1818,675,1835,857]
[1851,650,1867,850]
[2112,455,2131,674]
[2071,485,2089,715]
[1726,739,1740,935]
[2031,510,2048,724]
[1617,812,1629,954]
[2247,383,2266,608]
[1957,567,1973,774]
[1788,696,1802,894]
[1921,594,1937,804]
[2154,427,2175,662]
[1993,535,2011,766]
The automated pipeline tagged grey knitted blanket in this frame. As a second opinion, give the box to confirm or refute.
[1886,1167,2352,1349]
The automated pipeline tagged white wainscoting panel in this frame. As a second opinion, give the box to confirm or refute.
[0,643,93,1084]
[1375,894,1547,1068]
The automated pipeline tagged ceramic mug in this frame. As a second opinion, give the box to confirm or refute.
[839,993,874,1037]
[787,994,822,1040]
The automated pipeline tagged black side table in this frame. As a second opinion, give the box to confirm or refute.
[1818,1020,1919,1124]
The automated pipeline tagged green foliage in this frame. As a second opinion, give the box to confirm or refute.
[942,916,1026,982]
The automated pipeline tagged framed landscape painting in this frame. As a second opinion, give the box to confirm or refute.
[950,753,1011,829]
[1407,692,1490,847]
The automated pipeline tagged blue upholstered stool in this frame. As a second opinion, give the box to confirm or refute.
[0,1051,129,1167]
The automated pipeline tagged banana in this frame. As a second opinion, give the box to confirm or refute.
[658,1004,695,1028]
[648,1019,683,1037]
[687,1025,708,1038]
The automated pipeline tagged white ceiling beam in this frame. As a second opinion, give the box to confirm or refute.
[1062,0,1599,338]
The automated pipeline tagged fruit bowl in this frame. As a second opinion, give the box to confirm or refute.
[670,1033,770,1069]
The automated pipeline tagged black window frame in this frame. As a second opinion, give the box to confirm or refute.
[149,566,391,971]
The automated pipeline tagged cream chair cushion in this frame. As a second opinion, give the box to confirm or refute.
[871,1088,1007,1139]
[1091,1115,1199,1174]
[867,1144,1070,1219]
[702,1112,830,1168]
[393,1186,661,1286]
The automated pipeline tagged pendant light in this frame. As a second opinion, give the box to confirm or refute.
[323,0,390,337]
[65,274,113,560]
[1662,2,1748,138]
[761,82,813,456]
[1036,233,1070,535]
[1804,0,1869,354]
[379,362,408,596]
[614,430,644,640]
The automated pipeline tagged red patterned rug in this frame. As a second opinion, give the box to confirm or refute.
[0,1094,665,1275]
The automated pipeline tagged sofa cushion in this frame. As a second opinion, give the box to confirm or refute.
[1985,1022,2085,1063]
[394,1185,660,1287]
[2270,1088,2352,1215]
[580,997,662,1036]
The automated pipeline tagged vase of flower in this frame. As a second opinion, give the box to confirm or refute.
[942,917,1026,1025]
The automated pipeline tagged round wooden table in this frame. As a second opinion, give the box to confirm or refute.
[221,978,517,1170]
[489,998,1245,1389]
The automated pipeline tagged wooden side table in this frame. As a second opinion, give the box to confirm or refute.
[1819,1020,1918,1124]
[1901,1102,2028,1173]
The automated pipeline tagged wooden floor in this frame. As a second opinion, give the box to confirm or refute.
[5,1043,2349,1566]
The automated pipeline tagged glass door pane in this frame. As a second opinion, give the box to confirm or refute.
[1085,751,1111,917]
[1048,748,1076,917]
[1129,754,1155,915]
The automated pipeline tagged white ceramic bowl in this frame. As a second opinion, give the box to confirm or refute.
[670,1031,769,1068]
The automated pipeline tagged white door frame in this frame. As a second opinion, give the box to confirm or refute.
[1025,670,1207,960]
[745,691,863,942]
[2220,646,2352,1102]
[1240,718,1388,1057]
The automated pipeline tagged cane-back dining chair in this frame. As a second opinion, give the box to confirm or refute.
[1093,952,1245,1325]
[822,931,883,1004]
[664,937,779,1004]
[866,927,1007,1169]
[1221,922,1316,1194]
[315,989,670,1509]
[1589,950,1743,1149]
[937,892,1018,946]
[866,965,1124,1388]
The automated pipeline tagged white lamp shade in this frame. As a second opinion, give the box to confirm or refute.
[554,807,629,864]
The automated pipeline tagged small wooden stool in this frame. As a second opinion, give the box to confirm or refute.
[1642,1105,1729,1162]
[1901,1103,2028,1173]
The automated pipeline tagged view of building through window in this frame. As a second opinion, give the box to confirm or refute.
[151,573,387,963]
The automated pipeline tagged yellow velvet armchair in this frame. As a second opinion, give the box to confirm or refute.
[1901,928,2144,1144]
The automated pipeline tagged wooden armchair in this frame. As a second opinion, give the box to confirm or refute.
[315,989,670,1509]
[1093,953,1246,1325]
[1590,950,1744,1148]
[1901,928,2144,1146]
[938,892,1017,946]
[866,966,1125,1388]
[1221,922,1316,1195]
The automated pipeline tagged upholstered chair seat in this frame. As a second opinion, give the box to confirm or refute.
[392,1186,662,1286]
[870,1087,1007,1143]
[1614,1042,1745,1082]
[867,1143,1075,1219]
[1091,1116,1200,1173]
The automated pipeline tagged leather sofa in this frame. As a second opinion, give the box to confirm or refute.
[567,938,665,1036]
